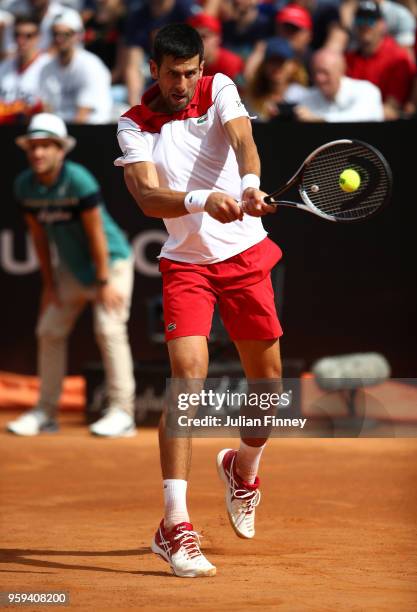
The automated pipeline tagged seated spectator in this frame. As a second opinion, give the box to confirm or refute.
[346,0,415,119]
[0,14,50,123]
[329,0,416,57]
[187,12,243,80]
[5,0,77,51]
[294,48,384,121]
[39,9,112,123]
[124,0,196,106]
[245,4,312,86]
[242,36,308,122]
[222,0,275,60]
[275,3,313,63]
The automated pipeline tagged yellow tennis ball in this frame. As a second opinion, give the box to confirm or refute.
[339,169,361,193]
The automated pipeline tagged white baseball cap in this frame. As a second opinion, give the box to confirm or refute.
[52,8,84,33]
[15,113,76,152]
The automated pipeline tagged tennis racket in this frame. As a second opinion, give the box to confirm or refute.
[262,139,392,222]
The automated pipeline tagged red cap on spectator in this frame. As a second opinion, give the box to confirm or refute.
[276,4,313,31]
[187,13,222,35]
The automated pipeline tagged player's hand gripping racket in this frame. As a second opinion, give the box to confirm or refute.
[262,139,392,222]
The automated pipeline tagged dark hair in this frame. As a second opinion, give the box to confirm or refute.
[152,23,204,67]
[14,14,41,29]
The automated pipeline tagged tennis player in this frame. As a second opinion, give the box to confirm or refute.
[115,23,283,577]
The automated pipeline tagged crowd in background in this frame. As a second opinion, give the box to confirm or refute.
[1,0,417,124]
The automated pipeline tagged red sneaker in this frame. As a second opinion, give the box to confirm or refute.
[151,520,216,578]
[217,448,261,539]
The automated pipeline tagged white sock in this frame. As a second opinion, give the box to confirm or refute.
[236,441,266,484]
[163,479,190,529]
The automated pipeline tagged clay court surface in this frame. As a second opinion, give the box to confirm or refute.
[1,410,417,611]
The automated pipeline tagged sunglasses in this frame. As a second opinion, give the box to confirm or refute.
[355,16,378,26]
[52,30,75,39]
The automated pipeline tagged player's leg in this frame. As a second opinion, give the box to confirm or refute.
[216,244,283,537]
[161,335,209,521]
[234,337,282,469]
[151,258,216,577]
[152,335,217,577]
[7,268,86,435]
[91,257,136,437]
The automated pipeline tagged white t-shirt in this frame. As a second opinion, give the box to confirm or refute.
[0,52,50,103]
[115,73,267,264]
[297,76,384,122]
[39,48,112,124]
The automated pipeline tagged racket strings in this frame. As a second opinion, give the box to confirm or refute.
[301,143,390,221]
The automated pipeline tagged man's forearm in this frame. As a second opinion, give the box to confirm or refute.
[25,217,55,286]
[81,209,109,281]
[33,236,55,286]
[124,164,190,218]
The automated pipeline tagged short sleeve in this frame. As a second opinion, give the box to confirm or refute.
[70,164,100,198]
[114,115,154,167]
[69,164,102,211]
[212,73,250,125]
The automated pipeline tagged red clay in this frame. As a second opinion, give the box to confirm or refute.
[1,410,416,611]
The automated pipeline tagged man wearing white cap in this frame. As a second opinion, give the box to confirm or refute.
[39,9,112,123]
[7,113,136,437]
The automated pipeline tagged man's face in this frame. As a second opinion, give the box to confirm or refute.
[150,54,203,112]
[197,28,220,62]
[277,22,311,54]
[265,57,296,91]
[14,23,40,55]
[51,25,77,53]
[354,17,384,54]
[26,140,65,176]
[313,57,342,99]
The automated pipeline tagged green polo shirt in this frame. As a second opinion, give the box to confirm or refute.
[15,161,131,286]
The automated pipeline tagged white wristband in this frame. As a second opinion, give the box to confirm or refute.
[240,173,260,198]
[184,190,213,214]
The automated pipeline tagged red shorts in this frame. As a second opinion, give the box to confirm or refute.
[159,237,283,342]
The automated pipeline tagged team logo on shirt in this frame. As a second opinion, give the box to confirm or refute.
[197,114,208,124]
[167,323,176,332]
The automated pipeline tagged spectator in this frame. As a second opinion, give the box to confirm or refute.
[346,0,415,119]
[0,14,50,123]
[39,9,112,123]
[244,4,312,86]
[242,36,308,122]
[124,0,196,106]
[329,0,416,57]
[222,0,275,60]
[7,0,76,51]
[275,3,313,62]
[294,48,384,121]
[187,12,244,80]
